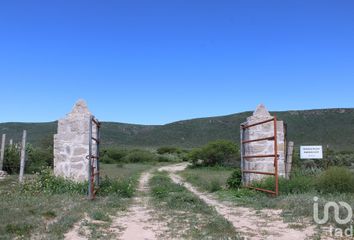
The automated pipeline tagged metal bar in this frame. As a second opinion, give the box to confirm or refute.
[242,136,274,144]
[240,125,245,184]
[95,120,100,186]
[241,118,274,129]
[241,116,280,196]
[243,154,277,159]
[274,115,279,196]
[242,170,275,175]
[88,116,93,200]
[91,137,100,143]
[92,118,100,127]
[246,186,276,195]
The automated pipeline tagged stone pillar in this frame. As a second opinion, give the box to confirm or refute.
[285,141,294,179]
[241,104,287,184]
[54,100,96,182]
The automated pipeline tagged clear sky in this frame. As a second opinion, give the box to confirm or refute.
[0,0,353,124]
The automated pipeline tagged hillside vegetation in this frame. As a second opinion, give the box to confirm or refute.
[1,108,354,150]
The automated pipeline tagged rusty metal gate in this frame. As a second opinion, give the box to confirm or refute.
[240,116,279,196]
[88,115,101,200]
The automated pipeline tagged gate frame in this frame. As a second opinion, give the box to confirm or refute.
[88,115,101,200]
[240,115,279,196]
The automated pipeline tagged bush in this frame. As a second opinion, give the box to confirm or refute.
[156,154,180,162]
[3,146,21,174]
[315,167,354,193]
[26,145,53,173]
[122,149,156,163]
[100,148,128,164]
[3,144,53,174]
[227,169,242,189]
[157,146,181,155]
[189,140,239,167]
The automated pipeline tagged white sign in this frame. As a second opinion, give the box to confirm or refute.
[300,146,323,159]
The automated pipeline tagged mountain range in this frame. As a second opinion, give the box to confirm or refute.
[1,108,354,151]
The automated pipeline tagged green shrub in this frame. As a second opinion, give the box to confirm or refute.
[157,146,181,155]
[227,169,242,189]
[3,146,21,174]
[4,144,53,174]
[122,150,156,163]
[315,166,354,193]
[188,140,239,167]
[156,154,180,162]
[188,148,204,165]
[26,145,53,173]
[100,148,128,164]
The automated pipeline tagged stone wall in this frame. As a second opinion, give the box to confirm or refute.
[54,100,96,182]
[241,104,287,184]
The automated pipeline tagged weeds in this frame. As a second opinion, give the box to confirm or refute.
[315,166,354,193]
[90,211,111,222]
[21,167,87,195]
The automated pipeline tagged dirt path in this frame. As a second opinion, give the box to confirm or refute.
[110,171,165,240]
[159,163,318,240]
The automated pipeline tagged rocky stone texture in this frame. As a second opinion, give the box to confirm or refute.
[54,100,96,182]
[0,170,8,180]
[242,104,287,184]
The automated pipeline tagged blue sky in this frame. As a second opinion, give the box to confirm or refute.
[0,0,353,124]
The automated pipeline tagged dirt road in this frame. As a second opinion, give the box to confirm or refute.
[159,163,317,240]
[110,171,164,240]
[66,163,322,239]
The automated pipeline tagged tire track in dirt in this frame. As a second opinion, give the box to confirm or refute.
[109,171,166,240]
[159,163,319,240]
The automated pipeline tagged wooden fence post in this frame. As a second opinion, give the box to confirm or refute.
[19,130,27,183]
[0,134,6,171]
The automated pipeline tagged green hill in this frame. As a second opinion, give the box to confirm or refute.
[1,108,354,150]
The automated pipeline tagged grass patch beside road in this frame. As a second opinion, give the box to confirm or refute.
[179,166,354,229]
[0,163,153,239]
[180,166,233,193]
[149,171,241,239]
